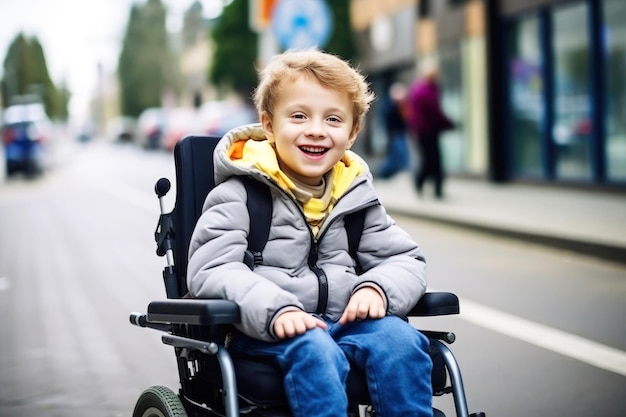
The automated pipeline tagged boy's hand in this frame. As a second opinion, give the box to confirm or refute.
[273,310,327,339]
[339,287,386,325]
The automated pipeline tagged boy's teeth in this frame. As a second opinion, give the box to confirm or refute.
[300,146,326,154]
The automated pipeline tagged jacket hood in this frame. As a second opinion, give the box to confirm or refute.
[213,123,372,190]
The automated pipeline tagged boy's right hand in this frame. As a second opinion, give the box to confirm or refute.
[273,310,327,339]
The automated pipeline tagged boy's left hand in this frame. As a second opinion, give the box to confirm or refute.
[339,287,386,325]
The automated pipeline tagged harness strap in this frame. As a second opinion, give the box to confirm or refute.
[242,176,367,273]
[241,176,273,269]
[344,209,366,274]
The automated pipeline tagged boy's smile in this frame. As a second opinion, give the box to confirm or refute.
[261,75,357,186]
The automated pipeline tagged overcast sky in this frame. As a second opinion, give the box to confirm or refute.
[0,0,223,122]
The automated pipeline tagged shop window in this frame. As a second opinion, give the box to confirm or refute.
[552,2,592,180]
[439,44,467,172]
[505,0,623,186]
[508,15,544,178]
[603,0,626,181]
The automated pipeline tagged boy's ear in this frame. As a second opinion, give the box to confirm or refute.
[346,124,359,149]
[261,112,274,143]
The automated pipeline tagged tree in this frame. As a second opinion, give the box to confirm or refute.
[324,0,357,62]
[1,33,68,120]
[117,0,177,117]
[209,0,258,100]
[182,1,205,48]
[208,0,357,101]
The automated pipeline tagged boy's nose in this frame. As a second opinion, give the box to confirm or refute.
[305,120,327,138]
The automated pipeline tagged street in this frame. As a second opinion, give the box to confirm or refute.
[1,140,625,417]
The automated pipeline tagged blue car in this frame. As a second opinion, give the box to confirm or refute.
[2,104,51,177]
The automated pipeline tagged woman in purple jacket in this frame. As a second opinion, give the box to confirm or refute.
[407,59,455,199]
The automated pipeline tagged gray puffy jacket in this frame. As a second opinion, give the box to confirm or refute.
[187,124,427,341]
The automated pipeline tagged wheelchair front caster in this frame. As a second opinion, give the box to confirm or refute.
[133,385,188,417]
[470,413,486,417]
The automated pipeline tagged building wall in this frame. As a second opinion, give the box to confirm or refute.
[350,0,490,177]
[350,0,625,189]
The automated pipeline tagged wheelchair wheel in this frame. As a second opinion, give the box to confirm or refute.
[133,386,188,417]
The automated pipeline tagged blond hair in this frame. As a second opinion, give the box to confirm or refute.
[253,49,375,135]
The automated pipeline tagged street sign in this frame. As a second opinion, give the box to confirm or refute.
[271,0,333,50]
[250,0,278,32]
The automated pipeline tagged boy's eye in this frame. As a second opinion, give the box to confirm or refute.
[327,116,341,123]
[292,113,306,119]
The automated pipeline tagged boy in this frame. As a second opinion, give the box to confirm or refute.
[187,49,433,417]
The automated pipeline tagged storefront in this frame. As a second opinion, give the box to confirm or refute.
[350,0,488,177]
[495,0,626,186]
[351,0,624,189]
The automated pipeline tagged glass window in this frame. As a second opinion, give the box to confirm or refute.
[508,15,544,177]
[603,0,626,181]
[439,43,466,172]
[552,3,592,180]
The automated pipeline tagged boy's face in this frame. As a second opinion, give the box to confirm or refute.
[261,74,357,186]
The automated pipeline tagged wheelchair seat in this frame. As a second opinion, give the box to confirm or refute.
[130,135,485,417]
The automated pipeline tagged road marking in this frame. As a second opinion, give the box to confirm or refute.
[457,296,626,377]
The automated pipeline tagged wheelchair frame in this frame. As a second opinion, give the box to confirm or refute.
[130,135,485,417]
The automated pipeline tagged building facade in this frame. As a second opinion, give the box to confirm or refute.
[350,0,625,190]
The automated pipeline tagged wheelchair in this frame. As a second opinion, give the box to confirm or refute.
[130,135,486,417]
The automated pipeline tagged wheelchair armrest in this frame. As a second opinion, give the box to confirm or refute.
[147,299,241,325]
[408,292,459,316]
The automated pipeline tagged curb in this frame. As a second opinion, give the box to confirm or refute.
[386,207,626,266]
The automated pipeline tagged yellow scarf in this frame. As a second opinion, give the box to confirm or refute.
[229,139,363,233]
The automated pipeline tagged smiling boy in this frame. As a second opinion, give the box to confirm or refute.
[187,49,434,417]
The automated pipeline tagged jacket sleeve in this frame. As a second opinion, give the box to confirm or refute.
[352,204,428,317]
[186,178,302,341]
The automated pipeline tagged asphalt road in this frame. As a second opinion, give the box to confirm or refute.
[0,140,624,417]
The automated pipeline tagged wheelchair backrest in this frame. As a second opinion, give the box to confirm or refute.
[172,135,221,296]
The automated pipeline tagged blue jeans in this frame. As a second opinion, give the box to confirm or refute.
[229,316,433,417]
[379,133,410,179]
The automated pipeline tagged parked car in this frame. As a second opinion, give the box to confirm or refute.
[161,101,258,152]
[137,107,168,150]
[106,116,138,143]
[200,100,258,138]
[161,108,202,152]
[1,103,52,177]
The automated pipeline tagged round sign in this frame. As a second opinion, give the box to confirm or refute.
[271,0,333,50]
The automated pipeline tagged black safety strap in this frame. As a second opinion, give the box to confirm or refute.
[344,209,366,275]
[241,175,367,273]
[241,176,273,270]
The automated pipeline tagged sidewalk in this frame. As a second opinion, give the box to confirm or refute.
[372,173,626,265]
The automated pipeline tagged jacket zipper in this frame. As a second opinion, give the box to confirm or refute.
[308,239,328,314]
[268,183,329,314]
[311,195,380,315]
[265,178,379,316]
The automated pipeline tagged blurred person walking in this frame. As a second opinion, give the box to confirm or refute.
[378,82,410,179]
[406,58,455,199]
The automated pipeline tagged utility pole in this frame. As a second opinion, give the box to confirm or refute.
[249,0,279,68]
